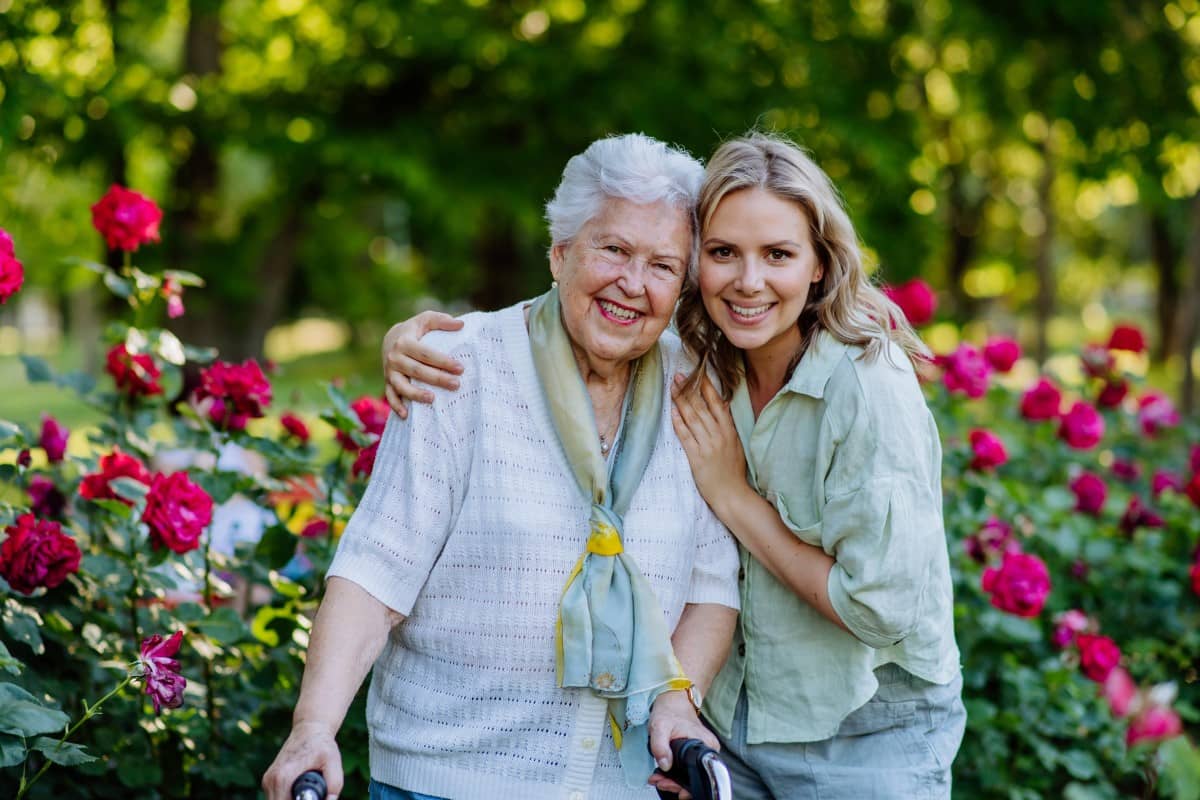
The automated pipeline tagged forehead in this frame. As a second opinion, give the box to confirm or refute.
[706,188,809,237]
[582,197,691,256]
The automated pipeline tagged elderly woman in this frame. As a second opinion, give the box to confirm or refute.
[262,134,740,800]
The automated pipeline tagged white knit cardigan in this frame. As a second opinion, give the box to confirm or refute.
[327,302,741,800]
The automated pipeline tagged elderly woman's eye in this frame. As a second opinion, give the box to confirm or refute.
[605,245,624,255]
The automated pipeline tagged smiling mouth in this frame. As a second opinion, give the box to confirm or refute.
[597,298,643,324]
[725,300,775,321]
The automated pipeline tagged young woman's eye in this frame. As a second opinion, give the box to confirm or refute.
[709,246,733,259]
[768,248,792,261]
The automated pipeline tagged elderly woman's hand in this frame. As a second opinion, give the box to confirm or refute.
[646,689,720,799]
[670,373,748,517]
[382,311,465,418]
[262,720,343,800]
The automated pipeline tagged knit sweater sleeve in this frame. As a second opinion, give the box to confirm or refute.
[327,361,470,616]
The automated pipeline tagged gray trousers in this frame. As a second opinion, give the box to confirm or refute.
[711,664,966,799]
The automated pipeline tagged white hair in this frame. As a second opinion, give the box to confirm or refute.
[544,133,704,265]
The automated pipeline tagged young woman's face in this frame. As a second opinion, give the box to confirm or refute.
[698,187,824,361]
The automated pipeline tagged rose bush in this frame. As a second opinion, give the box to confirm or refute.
[3,205,1200,799]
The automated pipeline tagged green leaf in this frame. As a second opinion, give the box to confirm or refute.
[102,270,132,299]
[1060,749,1100,780]
[1062,782,1119,800]
[2,606,44,654]
[1159,736,1200,800]
[31,736,97,766]
[116,757,163,788]
[250,604,296,647]
[109,476,150,505]
[153,329,187,366]
[0,699,69,737]
[0,734,26,768]
[255,524,299,571]
[163,269,205,288]
[0,639,20,676]
[194,607,248,646]
[58,370,97,395]
[90,498,133,520]
[0,419,20,444]
[19,354,54,383]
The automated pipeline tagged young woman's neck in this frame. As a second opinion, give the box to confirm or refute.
[744,325,804,413]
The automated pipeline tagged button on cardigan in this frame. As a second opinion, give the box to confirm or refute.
[703,330,960,746]
[328,302,741,799]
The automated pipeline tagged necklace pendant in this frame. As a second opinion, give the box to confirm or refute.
[600,434,610,455]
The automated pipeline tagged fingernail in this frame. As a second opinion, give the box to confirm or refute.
[673,373,685,384]
[658,758,670,770]
[448,379,460,389]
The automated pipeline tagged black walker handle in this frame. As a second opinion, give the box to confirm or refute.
[291,770,327,800]
[655,737,731,800]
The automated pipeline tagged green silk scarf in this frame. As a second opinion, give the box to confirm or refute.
[527,287,690,785]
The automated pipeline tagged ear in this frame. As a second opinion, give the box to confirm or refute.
[811,263,825,284]
[549,243,566,282]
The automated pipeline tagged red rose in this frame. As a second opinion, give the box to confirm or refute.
[1096,379,1129,409]
[1050,609,1090,649]
[983,336,1020,372]
[1069,472,1107,515]
[105,343,164,397]
[0,514,81,595]
[337,395,390,451]
[940,344,991,399]
[981,550,1051,618]
[1103,667,1137,717]
[964,517,1016,564]
[1112,458,1141,482]
[0,227,24,304]
[1127,705,1183,747]
[1137,392,1180,436]
[142,472,213,554]
[883,278,937,326]
[1120,496,1164,535]
[352,439,380,478]
[1058,401,1104,449]
[79,447,152,504]
[195,360,272,430]
[1076,634,1121,682]
[1081,344,1116,381]
[1107,323,1147,354]
[969,428,1008,470]
[28,475,66,519]
[1191,445,1200,474]
[39,415,69,463]
[280,412,311,444]
[17,448,31,468]
[300,518,330,538]
[1151,470,1184,498]
[90,184,163,252]
[1191,561,1200,597]
[1020,377,1062,421]
[138,630,187,714]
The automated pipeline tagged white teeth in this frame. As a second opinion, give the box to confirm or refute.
[729,302,772,318]
[598,299,641,321]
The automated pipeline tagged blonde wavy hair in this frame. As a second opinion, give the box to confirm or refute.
[677,131,930,399]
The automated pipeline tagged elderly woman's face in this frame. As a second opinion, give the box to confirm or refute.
[550,197,690,367]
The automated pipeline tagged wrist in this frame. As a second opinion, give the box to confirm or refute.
[710,480,758,523]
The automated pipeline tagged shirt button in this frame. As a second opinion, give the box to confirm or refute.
[581,737,597,751]
[738,643,746,657]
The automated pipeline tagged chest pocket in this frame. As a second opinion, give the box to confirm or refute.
[771,490,823,548]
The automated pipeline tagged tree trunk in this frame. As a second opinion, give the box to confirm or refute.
[1150,211,1180,362]
[1033,138,1057,366]
[1178,194,1200,414]
[945,162,984,321]
[470,211,524,311]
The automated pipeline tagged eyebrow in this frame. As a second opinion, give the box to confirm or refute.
[593,232,685,264]
[702,237,805,250]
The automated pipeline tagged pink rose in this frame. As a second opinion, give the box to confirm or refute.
[964,517,1017,564]
[940,344,991,399]
[1137,392,1180,436]
[0,227,24,304]
[138,630,187,714]
[1112,458,1141,482]
[105,343,164,398]
[91,184,163,252]
[0,514,81,595]
[1187,474,1200,509]
[1096,380,1129,409]
[1020,377,1062,421]
[1076,634,1121,682]
[1151,470,1184,498]
[142,472,213,554]
[280,412,311,444]
[160,277,185,319]
[883,279,937,326]
[1107,323,1147,354]
[195,360,273,431]
[1081,344,1117,379]
[1126,705,1183,747]
[1191,445,1200,475]
[39,415,69,463]
[28,475,66,519]
[1069,472,1107,515]
[981,551,1051,618]
[1191,561,1200,597]
[337,395,390,451]
[969,428,1008,470]
[352,439,380,478]
[1058,401,1104,449]
[1119,496,1164,535]
[983,336,1020,372]
[1103,667,1137,717]
[1051,609,1090,649]
[79,447,152,504]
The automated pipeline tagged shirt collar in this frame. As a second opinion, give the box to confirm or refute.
[781,330,850,399]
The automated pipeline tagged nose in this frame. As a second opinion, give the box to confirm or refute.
[733,256,765,294]
[616,258,648,297]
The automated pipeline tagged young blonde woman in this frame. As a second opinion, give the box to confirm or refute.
[382,132,965,799]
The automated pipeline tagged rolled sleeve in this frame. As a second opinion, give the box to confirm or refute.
[824,475,938,648]
[686,501,742,610]
[327,398,465,616]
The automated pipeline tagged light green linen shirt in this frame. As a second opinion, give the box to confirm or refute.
[703,330,961,745]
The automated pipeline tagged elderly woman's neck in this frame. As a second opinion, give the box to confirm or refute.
[570,345,633,393]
